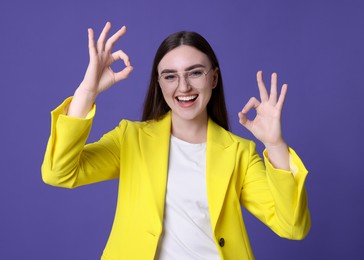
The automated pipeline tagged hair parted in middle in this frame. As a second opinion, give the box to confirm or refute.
[142,31,229,131]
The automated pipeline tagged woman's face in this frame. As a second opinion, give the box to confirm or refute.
[157,45,218,125]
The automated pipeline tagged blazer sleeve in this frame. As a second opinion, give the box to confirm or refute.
[240,141,311,240]
[41,97,125,188]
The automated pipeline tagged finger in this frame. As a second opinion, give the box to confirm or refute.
[276,84,288,111]
[111,49,133,82]
[88,28,97,57]
[114,66,134,82]
[111,50,131,67]
[269,72,278,104]
[257,71,269,102]
[241,97,260,114]
[105,26,127,53]
[97,21,112,52]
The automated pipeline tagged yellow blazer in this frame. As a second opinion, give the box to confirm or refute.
[42,98,310,260]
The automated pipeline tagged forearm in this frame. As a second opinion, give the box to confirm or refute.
[242,144,310,240]
[41,98,94,188]
[263,147,311,239]
[67,83,98,118]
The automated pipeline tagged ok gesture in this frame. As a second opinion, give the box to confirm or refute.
[82,21,133,96]
[68,22,133,118]
[238,71,288,150]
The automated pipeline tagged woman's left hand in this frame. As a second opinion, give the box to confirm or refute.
[238,71,288,149]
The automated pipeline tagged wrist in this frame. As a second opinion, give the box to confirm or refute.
[75,83,98,102]
[263,137,287,151]
[67,84,97,118]
[264,141,290,171]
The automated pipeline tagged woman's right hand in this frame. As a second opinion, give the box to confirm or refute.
[82,21,133,96]
[68,22,133,118]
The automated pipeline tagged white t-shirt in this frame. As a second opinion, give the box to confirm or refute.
[157,136,220,260]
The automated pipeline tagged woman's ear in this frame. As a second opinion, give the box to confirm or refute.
[212,68,219,89]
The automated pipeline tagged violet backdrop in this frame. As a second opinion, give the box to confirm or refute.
[1,0,363,259]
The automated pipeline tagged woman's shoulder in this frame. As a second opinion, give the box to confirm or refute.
[117,113,170,133]
[114,114,171,143]
[228,130,252,144]
[208,119,254,147]
[117,118,155,130]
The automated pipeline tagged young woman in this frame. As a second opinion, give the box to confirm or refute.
[42,22,310,260]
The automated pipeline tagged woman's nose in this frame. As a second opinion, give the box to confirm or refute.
[177,75,191,92]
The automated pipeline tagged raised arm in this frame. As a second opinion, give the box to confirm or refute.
[238,71,310,238]
[42,22,133,188]
[68,22,133,118]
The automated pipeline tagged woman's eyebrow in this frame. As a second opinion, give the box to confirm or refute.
[160,64,206,74]
[184,64,206,71]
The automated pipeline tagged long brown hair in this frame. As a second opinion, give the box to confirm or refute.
[142,31,229,131]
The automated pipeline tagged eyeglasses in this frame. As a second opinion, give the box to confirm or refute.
[158,67,213,88]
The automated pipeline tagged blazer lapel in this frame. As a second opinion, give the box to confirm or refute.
[139,113,172,230]
[138,114,237,234]
[206,119,237,232]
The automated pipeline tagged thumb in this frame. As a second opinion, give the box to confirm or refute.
[238,112,253,132]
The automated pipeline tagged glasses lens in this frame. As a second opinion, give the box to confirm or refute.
[187,69,205,87]
[160,73,176,88]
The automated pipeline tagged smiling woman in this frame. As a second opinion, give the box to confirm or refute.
[41,21,310,260]
[142,31,229,134]
[156,45,218,143]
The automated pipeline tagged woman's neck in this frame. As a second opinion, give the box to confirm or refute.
[171,114,208,144]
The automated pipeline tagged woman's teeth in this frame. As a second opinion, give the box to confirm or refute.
[176,95,198,101]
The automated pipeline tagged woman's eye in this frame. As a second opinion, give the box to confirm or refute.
[163,74,177,81]
[189,70,204,78]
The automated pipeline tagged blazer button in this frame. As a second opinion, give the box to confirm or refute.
[219,238,225,247]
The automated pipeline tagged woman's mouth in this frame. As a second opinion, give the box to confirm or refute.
[176,95,198,102]
[175,95,198,108]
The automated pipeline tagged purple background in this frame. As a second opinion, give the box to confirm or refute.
[1,0,363,259]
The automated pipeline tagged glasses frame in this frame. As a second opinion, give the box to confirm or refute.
[158,67,213,88]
